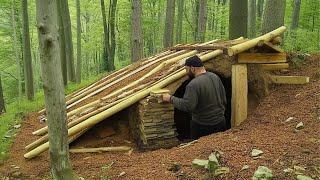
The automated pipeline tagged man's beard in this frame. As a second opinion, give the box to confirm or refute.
[188,71,195,79]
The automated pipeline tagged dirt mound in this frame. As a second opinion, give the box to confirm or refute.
[0,55,319,179]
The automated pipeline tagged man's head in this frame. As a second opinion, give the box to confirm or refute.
[185,55,205,79]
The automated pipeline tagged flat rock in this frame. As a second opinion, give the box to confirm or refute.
[192,159,208,169]
[296,175,314,180]
[294,165,306,172]
[251,149,264,157]
[208,153,220,172]
[295,122,304,130]
[252,166,273,180]
[285,117,294,123]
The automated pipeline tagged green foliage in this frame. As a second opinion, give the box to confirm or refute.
[0,73,105,162]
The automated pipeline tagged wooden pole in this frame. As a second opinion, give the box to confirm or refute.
[228,26,286,56]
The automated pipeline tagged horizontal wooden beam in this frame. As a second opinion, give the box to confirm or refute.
[259,63,289,70]
[270,75,310,84]
[238,53,287,64]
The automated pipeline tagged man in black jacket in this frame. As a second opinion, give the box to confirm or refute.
[163,55,227,139]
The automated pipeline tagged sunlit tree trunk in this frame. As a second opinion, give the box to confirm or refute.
[11,0,22,98]
[131,0,143,62]
[21,0,34,100]
[108,0,117,71]
[36,0,78,178]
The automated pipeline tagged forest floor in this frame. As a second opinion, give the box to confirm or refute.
[0,54,319,180]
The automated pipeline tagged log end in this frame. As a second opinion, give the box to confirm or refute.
[227,48,235,56]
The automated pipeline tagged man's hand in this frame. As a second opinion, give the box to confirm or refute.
[162,93,172,103]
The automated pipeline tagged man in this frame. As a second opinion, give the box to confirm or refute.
[162,55,227,140]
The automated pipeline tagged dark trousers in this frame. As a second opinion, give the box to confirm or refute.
[190,120,226,140]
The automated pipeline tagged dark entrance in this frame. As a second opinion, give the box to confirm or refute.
[173,72,232,141]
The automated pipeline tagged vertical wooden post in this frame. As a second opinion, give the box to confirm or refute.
[231,64,248,127]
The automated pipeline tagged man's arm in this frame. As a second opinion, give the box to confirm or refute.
[163,85,198,112]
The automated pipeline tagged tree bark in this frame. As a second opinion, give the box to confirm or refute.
[229,0,248,39]
[100,0,111,71]
[291,0,301,30]
[257,0,264,18]
[76,0,81,83]
[248,0,256,38]
[61,0,76,82]
[176,0,184,44]
[108,0,116,71]
[131,0,143,62]
[36,0,78,179]
[163,0,175,48]
[11,0,22,98]
[198,0,207,42]
[21,0,34,100]
[57,0,68,86]
[262,0,286,34]
[0,75,5,114]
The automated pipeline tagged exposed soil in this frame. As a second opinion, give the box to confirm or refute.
[0,54,319,179]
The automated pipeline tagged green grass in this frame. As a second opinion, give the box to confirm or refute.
[0,73,106,162]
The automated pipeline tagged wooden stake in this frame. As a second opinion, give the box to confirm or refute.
[231,64,248,127]
[69,146,132,153]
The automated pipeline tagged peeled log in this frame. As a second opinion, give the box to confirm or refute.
[228,26,286,56]
[24,49,223,159]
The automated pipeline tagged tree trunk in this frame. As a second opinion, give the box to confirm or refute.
[198,0,207,42]
[100,0,111,71]
[248,0,256,38]
[163,0,175,48]
[108,0,116,71]
[21,0,34,100]
[61,0,76,82]
[36,0,78,179]
[0,75,5,114]
[229,0,248,39]
[262,0,286,34]
[11,0,22,98]
[131,0,143,62]
[76,0,81,83]
[176,0,184,44]
[57,0,68,86]
[291,0,301,30]
[257,0,264,18]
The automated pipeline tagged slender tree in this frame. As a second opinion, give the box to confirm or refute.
[36,0,78,178]
[262,0,286,34]
[11,0,22,98]
[108,0,117,71]
[21,0,34,100]
[0,75,5,114]
[61,0,76,82]
[176,0,184,44]
[229,0,248,39]
[198,0,207,42]
[257,0,264,18]
[248,0,256,38]
[100,0,111,71]
[76,0,81,83]
[163,0,175,48]
[291,0,301,30]
[57,0,68,86]
[131,0,143,62]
